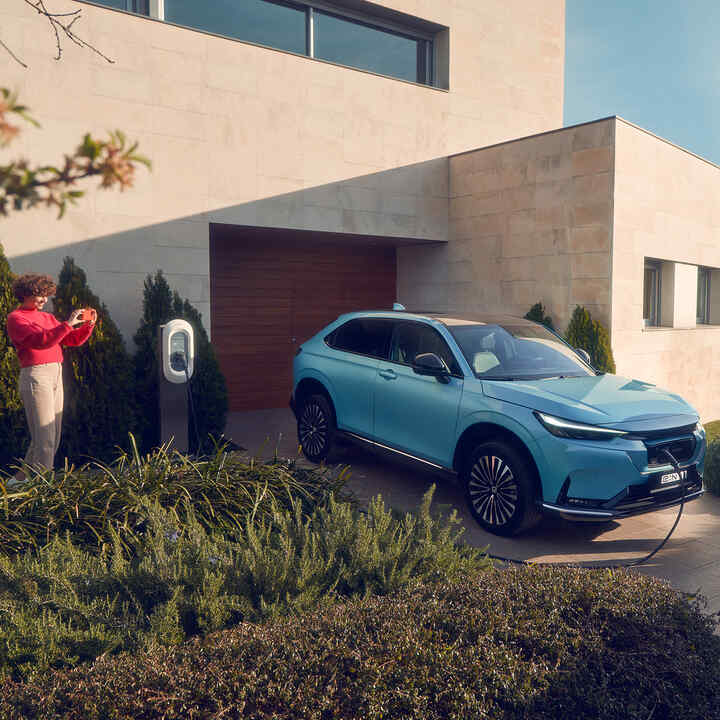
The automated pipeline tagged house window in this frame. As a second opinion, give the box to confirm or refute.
[697,267,710,324]
[165,0,308,55]
[313,10,432,85]
[89,0,149,13]
[643,260,661,327]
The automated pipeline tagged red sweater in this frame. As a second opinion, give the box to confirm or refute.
[6,308,95,368]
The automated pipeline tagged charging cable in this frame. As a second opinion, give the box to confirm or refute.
[169,350,203,454]
[486,448,691,570]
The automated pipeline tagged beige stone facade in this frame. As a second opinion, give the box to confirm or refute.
[1,0,564,338]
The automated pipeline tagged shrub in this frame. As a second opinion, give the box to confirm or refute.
[0,441,347,554]
[52,257,137,464]
[133,271,228,455]
[0,243,28,469]
[565,305,616,373]
[703,438,720,494]
[2,566,718,719]
[0,487,488,681]
[705,420,720,444]
[524,301,554,329]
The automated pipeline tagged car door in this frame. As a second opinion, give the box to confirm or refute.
[373,321,464,467]
[325,317,392,437]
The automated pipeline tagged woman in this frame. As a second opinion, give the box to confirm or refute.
[6,273,95,484]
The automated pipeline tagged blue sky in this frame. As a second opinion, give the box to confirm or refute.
[565,0,720,164]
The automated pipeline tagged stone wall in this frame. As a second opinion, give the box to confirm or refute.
[612,118,720,421]
[401,119,614,332]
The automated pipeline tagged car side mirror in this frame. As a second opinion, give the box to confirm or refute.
[413,352,451,383]
[576,348,592,365]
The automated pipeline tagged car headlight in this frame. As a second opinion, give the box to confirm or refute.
[534,411,628,440]
[696,421,705,435]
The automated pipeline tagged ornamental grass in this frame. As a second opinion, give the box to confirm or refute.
[0,435,348,554]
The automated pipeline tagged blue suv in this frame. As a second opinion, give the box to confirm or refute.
[290,310,705,536]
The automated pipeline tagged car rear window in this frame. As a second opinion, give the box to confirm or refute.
[327,318,392,359]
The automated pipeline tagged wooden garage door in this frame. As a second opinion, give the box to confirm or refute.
[210,227,397,411]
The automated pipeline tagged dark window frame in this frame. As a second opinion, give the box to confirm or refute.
[697,267,711,325]
[644,259,662,327]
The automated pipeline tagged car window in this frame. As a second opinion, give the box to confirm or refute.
[389,322,462,375]
[329,318,392,359]
[449,323,594,380]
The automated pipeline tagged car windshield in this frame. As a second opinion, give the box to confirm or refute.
[448,322,595,380]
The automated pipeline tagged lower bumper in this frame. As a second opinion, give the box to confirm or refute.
[542,465,704,520]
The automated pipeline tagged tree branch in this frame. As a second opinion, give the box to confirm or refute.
[1,0,115,67]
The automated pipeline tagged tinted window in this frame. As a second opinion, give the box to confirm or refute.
[314,11,429,84]
[449,323,594,381]
[330,319,392,358]
[91,0,148,12]
[390,322,462,375]
[165,0,307,54]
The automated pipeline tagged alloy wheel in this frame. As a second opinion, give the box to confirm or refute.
[468,454,519,527]
[299,401,329,458]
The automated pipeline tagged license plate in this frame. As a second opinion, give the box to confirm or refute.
[660,469,687,485]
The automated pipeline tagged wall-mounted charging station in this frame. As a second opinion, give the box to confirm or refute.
[158,319,196,452]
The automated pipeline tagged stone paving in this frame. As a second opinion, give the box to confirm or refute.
[226,409,720,619]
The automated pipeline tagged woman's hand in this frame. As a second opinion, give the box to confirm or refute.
[67,309,86,327]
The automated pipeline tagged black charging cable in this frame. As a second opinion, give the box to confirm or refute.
[486,448,691,570]
[170,351,203,454]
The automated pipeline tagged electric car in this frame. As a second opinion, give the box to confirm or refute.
[290,310,706,536]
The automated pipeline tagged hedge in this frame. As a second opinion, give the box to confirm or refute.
[2,566,718,719]
[704,438,720,494]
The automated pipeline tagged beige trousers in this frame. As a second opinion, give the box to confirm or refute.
[18,362,64,471]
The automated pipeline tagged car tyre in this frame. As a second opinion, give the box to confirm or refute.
[463,440,541,536]
[297,393,336,463]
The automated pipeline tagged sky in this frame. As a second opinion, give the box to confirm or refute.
[564,0,720,165]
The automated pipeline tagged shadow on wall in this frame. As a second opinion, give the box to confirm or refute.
[4,157,450,344]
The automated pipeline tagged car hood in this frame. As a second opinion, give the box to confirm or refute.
[481,374,698,428]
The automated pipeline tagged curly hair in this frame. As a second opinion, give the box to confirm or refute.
[12,273,57,302]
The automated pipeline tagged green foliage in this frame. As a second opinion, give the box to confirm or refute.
[524,301,554,329]
[703,438,720,495]
[705,420,720,444]
[2,567,718,718]
[133,271,228,454]
[565,305,616,373]
[0,440,347,554]
[0,486,487,681]
[0,243,28,468]
[52,257,137,464]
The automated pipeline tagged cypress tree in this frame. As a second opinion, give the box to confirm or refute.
[524,302,554,329]
[133,271,228,454]
[0,243,28,468]
[53,257,137,463]
[565,305,616,374]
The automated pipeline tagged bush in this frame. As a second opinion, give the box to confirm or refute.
[133,271,228,455]
[0,441,347,554]
[705,420,720,444]
[2,566,718,719]
[703,438,720,494]
[0,487,488,681]
[524,301,554,329]
[52,257,137,464]
[0,243,28,469]
[565,305,616,373]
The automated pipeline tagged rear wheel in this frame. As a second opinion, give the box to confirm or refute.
[297,393,336,462]
[463,440,541,536]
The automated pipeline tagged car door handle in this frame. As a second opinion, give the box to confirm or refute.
[378,368,397,380]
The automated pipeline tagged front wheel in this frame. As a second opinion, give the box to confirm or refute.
[297,393,336,462]
[462,440,541,536]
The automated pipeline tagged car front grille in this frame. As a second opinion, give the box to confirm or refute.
[645,437,696,467]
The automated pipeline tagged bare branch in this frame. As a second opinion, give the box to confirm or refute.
[0,36,28,68]
[0,0,116,67]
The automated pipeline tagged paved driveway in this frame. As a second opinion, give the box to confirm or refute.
[226,409,720,618]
